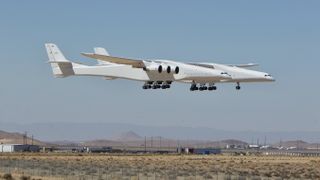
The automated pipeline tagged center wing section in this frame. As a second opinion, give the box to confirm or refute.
[81,53,145,68]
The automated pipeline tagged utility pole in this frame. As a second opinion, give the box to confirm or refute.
[151,136,153,152]
[23,131,28,145]
[144,136,147,153]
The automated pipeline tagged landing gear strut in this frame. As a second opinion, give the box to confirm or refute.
[236,82,241,90]
[190,83,198,91]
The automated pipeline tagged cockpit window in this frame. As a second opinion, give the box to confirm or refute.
[264,74,272,77]
[221,72,228,75]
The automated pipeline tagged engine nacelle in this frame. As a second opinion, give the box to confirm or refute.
[166,66,171,73]
[174,66,179,74]
[143,64,163,73]
[164,65,179,74]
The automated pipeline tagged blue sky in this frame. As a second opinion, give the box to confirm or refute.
[0,0,319,132]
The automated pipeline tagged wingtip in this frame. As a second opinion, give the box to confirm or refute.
[45,43,56,46]
[81,52,93,56]
[81,52,97,60]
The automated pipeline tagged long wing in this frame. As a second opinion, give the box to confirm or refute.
[189,62,258,69]
[226,63,259,68]
[81,53,145,68]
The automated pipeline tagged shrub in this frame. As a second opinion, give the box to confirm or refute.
[2,173,14,180]
[20,176,31,180]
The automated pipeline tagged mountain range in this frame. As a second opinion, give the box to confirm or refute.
[2,129,320,149]
[0,130,46,145]
[0,122,320,144]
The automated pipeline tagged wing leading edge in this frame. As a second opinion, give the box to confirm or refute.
[81,53,145,68]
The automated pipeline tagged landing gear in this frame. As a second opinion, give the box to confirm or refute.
[162,81,171,89]
[161,84,170,89]
[190,83,217,91]
[208,86,217,91]
[208,83,217,91]
[142,81,153,89]
[190,83,198,91]
[143,81,171,90]
[199,83,206,91]
[236,82,241,90]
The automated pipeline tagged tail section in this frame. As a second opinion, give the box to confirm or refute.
[93,47,113,65]
[45,43,75,78]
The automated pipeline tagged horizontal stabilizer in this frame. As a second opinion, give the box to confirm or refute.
[49,61,75,77]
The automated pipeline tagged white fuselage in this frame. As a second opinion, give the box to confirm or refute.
[195,63,275,83]
[71,60,231,83]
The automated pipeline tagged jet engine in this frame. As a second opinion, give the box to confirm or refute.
[164,65,179,74]
[143,64,163,73]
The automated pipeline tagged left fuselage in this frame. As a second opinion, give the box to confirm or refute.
[207,63,275,83]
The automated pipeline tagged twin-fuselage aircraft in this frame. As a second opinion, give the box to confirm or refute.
[46,43,274,91]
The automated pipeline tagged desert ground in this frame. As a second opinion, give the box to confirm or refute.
[0,153,320,180]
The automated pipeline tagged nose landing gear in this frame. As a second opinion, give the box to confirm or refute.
[236,82,241,90]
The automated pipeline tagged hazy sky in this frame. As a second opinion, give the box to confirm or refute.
[0,0,319,132]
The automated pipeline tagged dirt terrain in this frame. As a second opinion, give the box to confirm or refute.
[0,153,320,179]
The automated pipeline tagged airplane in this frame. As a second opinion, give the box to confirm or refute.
[45,43,275,91]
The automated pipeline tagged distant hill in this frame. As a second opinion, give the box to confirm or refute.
[82,131,248,148]
[82,139,124,147]
[273,140,310,149]
[1,122,320,144]
[221,139,248,145]
[0,130,46,145]
[113,131,143,141]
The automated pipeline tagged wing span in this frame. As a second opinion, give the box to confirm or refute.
[189,62,259,69]
[227,63,259,68]
[81,53,145,68]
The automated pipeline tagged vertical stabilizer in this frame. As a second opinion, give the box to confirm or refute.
[94,47,113,65]
[45,43,74,77]
[46,43,68,62]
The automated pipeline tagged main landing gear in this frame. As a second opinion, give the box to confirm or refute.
[190,83,217,91]
[142,81,172,90]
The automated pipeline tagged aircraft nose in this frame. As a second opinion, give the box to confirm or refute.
[264,74,275,82]
[266,76,275,82]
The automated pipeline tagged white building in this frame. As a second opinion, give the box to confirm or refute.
[0,144,40,152]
